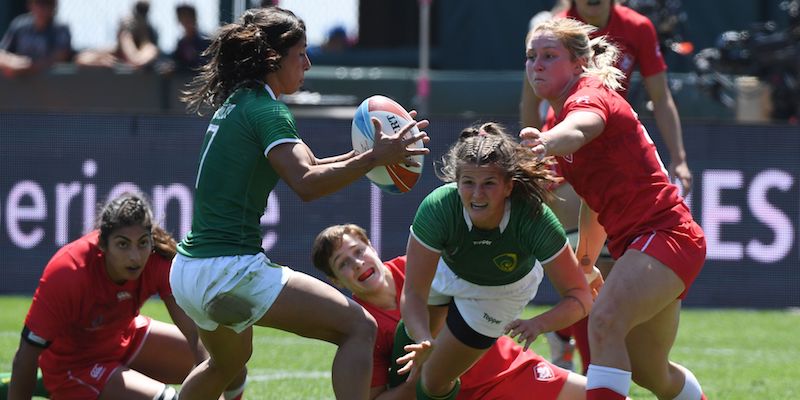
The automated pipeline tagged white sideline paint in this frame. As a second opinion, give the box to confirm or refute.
[246,370,331,382]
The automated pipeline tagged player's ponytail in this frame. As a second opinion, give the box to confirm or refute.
[586,37,625,92]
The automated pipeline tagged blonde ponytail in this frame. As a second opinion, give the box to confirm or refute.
[584,36,625,92]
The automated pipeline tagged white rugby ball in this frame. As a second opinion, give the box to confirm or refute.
[351,95,424,194]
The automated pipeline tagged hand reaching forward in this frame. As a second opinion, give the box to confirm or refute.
[370,111,430,168]
[519,126,547,161]
[395,340,433,376]
[504,318,545,351]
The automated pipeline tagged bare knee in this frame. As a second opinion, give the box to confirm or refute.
[589,304,627,345]
[349,310,377,345]
[330,304,377,347]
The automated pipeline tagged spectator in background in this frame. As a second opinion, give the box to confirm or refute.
[116,0,160,70]
[0,0,71,78]
[74,0,160,70]
[171,4,210,72]
[308,25,352,59]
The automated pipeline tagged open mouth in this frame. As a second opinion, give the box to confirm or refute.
[357,268,375,282]
[586,0,602,5]
[471,202,488,210]
[125,265,142,273]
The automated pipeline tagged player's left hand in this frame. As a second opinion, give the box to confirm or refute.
[519,127,547,161]
[396,340,433,375]
[588,272,604,300]
[504,318,545,351]
[669,160,692,195]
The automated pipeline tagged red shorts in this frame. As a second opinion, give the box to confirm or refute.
[44,315,151,400]
[627,220,706,299]
[458,358,569,400]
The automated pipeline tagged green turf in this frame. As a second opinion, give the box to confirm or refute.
[1,296,798,399]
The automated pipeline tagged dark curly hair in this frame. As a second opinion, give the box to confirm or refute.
[96,192,177,260]
[182,6,306,114]
[436,122,555,216]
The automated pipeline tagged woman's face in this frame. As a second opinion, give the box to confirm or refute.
[574,0,611,24]
[272,36,311,96]
[457,163,514,230]
[526,31,582,101]
[102,225,152,284]
[328,233,388,297]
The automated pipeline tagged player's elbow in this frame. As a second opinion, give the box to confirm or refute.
[290,182,327,202]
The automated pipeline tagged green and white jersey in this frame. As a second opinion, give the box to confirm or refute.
[410,183,568,286]
[178,85,302,258]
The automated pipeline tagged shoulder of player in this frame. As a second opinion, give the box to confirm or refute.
[613,5,656,30]
[43,232,101,275]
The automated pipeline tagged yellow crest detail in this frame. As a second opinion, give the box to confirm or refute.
[494,253,518,272]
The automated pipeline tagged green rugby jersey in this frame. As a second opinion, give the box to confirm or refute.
[178,85,302,258]
[411,183,567,286]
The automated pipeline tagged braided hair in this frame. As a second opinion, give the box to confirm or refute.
[436,122,554,216]
[182,7,306,114]
[96,192,177,260]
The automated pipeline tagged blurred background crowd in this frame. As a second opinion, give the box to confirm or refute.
[0,0,798,122]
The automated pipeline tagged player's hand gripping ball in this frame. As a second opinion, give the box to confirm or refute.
[351,95,424,194]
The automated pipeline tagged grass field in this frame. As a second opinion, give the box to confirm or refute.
[1,296,798,399]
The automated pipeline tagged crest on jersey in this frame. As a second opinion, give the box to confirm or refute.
[493,253,518,272]
[573,95,591,105]
[533,361,557,381]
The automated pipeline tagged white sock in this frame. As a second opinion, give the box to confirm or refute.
[586,364,632,396]
[223,377,247,400]
[672,365,703,400]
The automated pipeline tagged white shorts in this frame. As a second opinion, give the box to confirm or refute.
[170,252,292,333]
[428,258,544,338]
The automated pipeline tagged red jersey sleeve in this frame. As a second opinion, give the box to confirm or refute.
[626,8,667,77]
[24,242,91,345]
[562,81,610,125]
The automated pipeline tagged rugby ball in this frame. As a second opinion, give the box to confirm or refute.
[351,95,424,194]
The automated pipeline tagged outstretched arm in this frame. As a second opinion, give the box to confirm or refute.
[644,72,692,194]
[505,246,591,350]
[8,338,44,400]
[397,235,439,374]
[520,110,605,158]
[269,118,429,202]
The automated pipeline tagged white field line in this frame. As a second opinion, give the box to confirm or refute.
[245,370,331,381]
